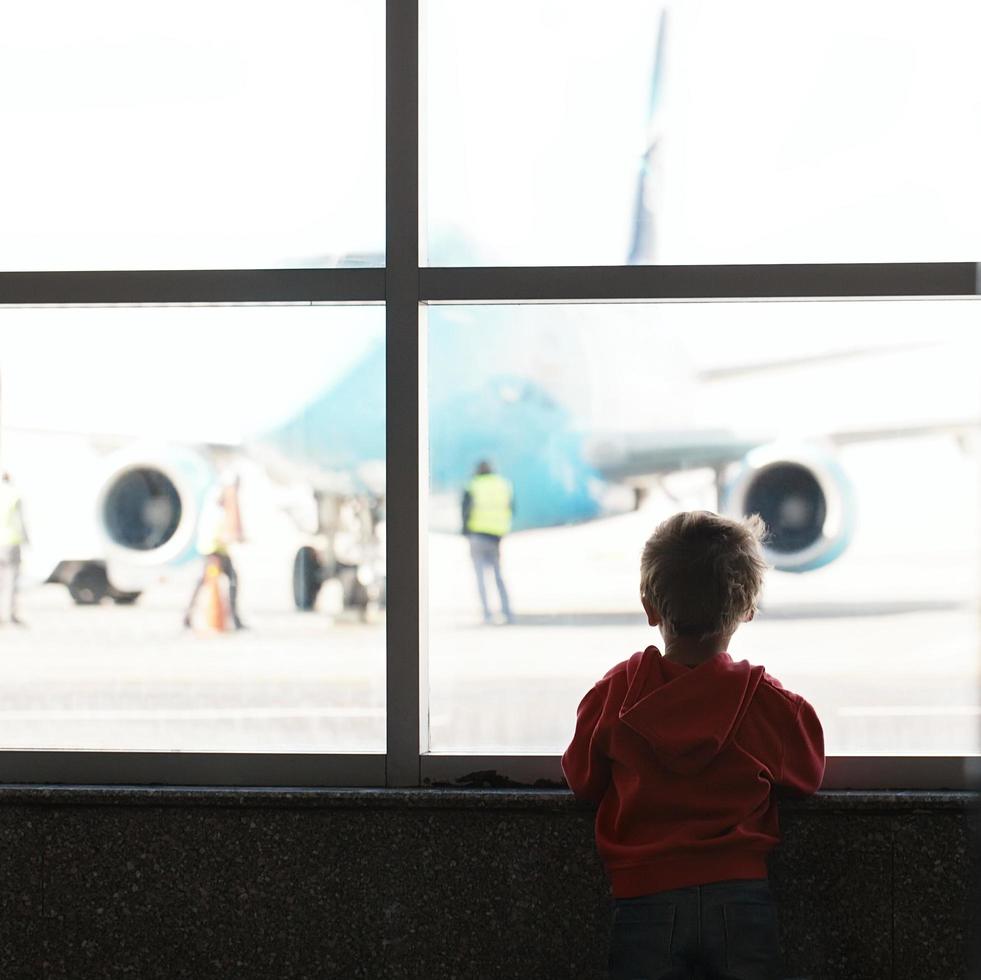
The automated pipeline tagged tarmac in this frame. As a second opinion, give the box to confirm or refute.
[0,460,976,758]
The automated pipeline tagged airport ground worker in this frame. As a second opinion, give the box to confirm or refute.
[462,460,514,624]
[0,472,28,626]
[183,477,246,630]
[563,512,824,979]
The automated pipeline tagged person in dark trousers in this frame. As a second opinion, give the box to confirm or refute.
[0,472,28,626]
[563,511,825,980]
[462,460,514,624]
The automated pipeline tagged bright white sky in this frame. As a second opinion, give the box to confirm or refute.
[425,0,981,264]
[2,1,980,267]
[0,306,383,442]
[0,1,385,269]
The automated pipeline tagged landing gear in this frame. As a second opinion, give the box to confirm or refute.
[67,563,109,605]
[293,546,323,611]
[108,587,142,605]
[52,561,142,606]
[290,492,386,619]
[336,563,383,623]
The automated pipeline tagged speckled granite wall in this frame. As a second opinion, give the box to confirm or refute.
[0,788,972,980]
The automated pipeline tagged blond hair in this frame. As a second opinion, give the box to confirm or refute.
[640,511,768,638]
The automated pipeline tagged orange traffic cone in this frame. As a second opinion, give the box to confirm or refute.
[203,557,229,632]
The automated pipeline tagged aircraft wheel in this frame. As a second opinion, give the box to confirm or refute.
[293,546,322,611]
[68,563,109,605]
[110,591,142,606]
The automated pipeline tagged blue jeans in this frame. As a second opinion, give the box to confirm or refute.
[468,533,512,621]
[609,879,781,980]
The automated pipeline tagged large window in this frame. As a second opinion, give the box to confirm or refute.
[427,302,979,757]
[0,306,385,754]
[0,1,976,788]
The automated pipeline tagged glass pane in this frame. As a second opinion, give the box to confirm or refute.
[0,305,385,751]
[425,0,981,265]
[427,300,980,755]
[0,2,384,270]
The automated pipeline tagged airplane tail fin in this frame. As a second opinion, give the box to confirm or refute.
[627,7,669,265]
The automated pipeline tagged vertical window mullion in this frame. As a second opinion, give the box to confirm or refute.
[385,0,422,786]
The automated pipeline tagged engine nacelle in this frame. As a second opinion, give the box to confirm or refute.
[722,444,855,572]
[96,446,216,581]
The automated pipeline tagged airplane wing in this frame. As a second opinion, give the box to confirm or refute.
[825,419,981,448]
[583,419,981,484]
[693,340,942,382]
[581,429,763,481]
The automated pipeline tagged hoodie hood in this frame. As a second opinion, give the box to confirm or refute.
[619,646,764,775]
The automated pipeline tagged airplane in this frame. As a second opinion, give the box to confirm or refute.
[1,291,975,619]
[1,3,978,614]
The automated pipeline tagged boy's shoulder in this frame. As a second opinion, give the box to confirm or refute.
[751,665,812,721]
[593,650,812,720]
[756,667,802,699]
[599,650,801,688]
[598,649,647,686]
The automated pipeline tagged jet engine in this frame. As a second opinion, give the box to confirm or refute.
[722,444,855,572]
[97,447,216,585]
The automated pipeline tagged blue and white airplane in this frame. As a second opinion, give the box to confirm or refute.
[2,294,964,614]
[1,3,978,610]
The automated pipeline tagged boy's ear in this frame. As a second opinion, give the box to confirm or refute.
[641,594,661,628]
[745,609,755,623]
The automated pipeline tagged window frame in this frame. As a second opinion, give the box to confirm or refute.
[0,0,975,789]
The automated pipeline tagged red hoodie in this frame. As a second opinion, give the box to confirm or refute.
[562,646,825,898]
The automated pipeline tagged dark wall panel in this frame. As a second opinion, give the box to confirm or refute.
[771,813,893,980]
[0,789,971,980]
[893,814,972,980]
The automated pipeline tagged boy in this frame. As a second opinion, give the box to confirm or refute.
[562,511,824,980]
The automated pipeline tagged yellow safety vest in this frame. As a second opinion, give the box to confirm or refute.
[0,485,24,547]
[466,474,512,537]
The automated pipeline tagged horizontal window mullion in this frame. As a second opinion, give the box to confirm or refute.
[821,756,975,791]
[420,755,976,791]
[0,269,386,306]
[0,752,386,787]
[3,264,976,306]
[0,752,968,789]
[421,756,564,787]
[421,263,979,303]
